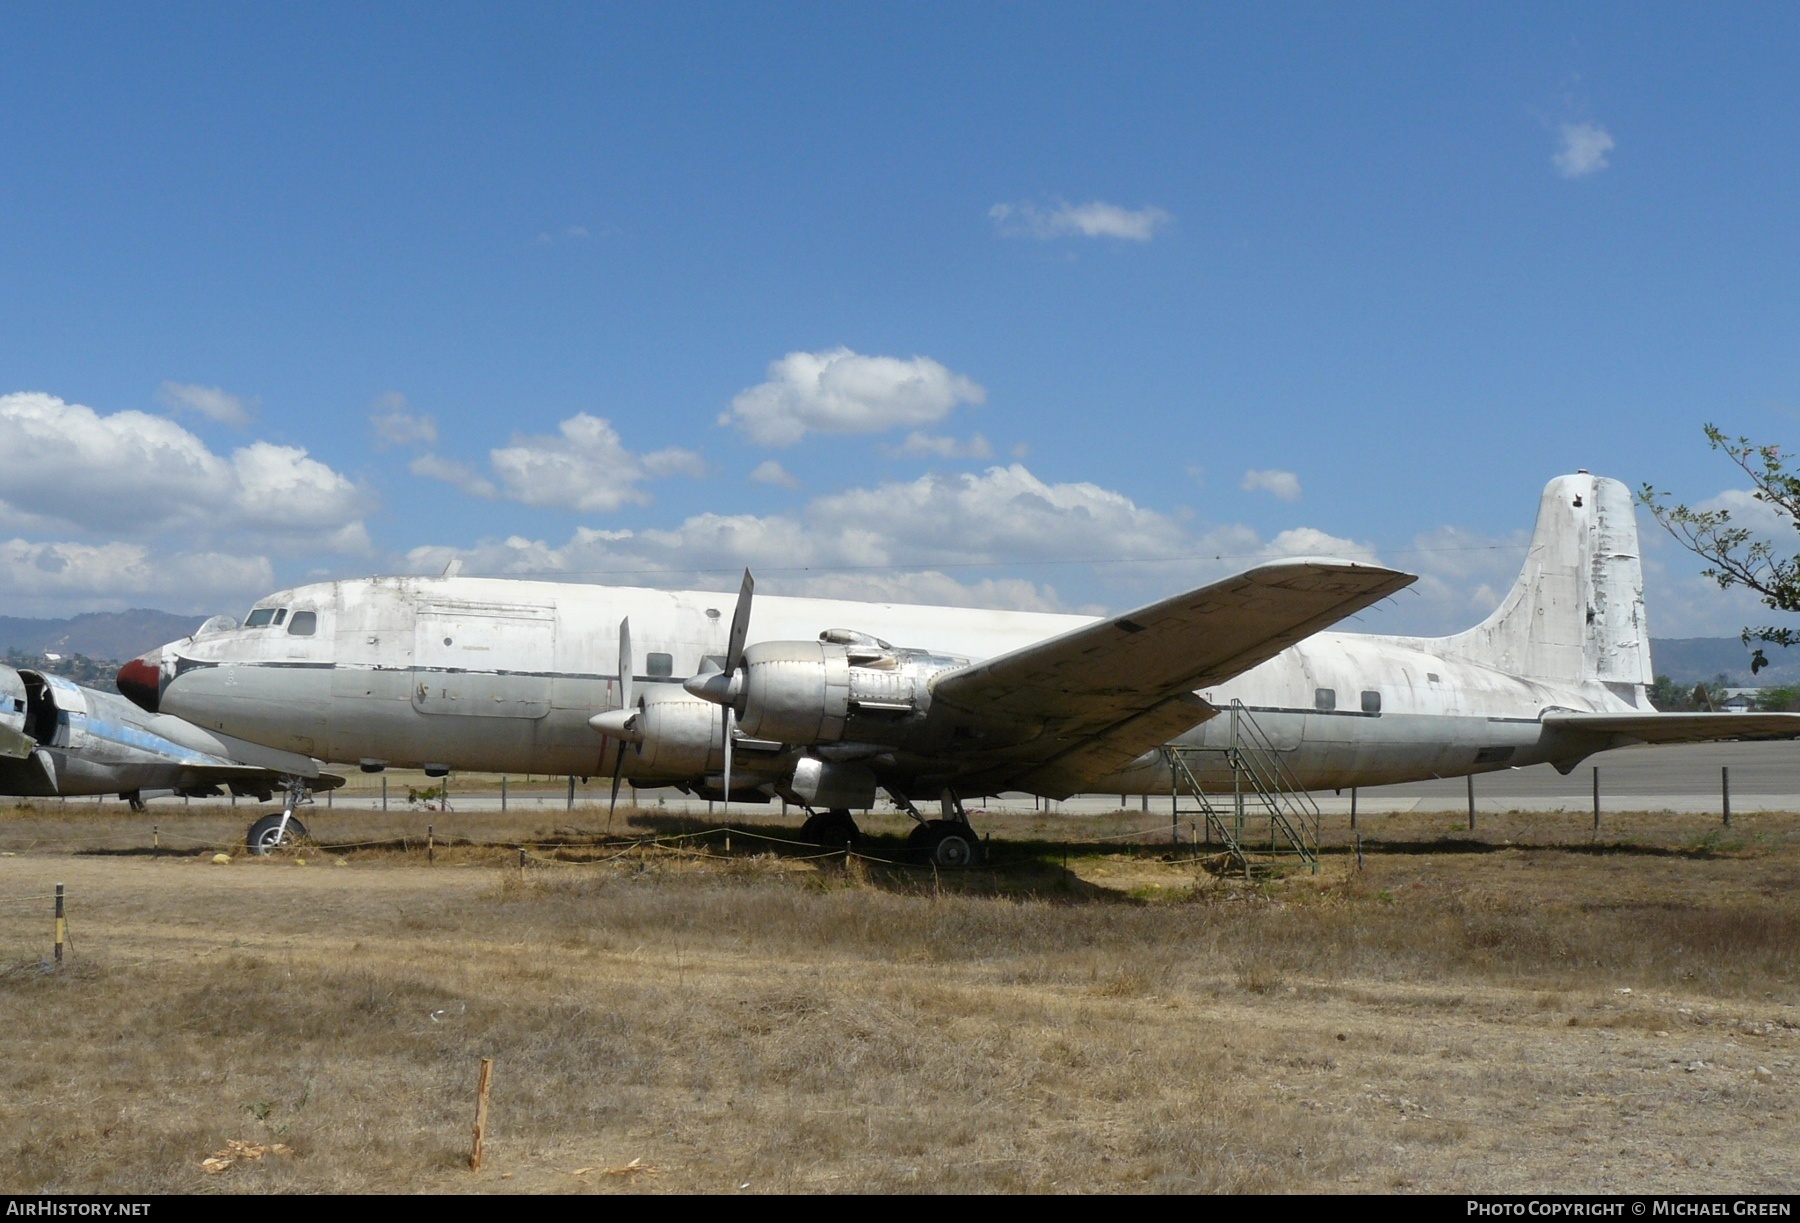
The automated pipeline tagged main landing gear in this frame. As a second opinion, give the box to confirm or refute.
[246,778,310,854]
[795,791,984,868]
[901,789,984,869]
[800,807,862,846]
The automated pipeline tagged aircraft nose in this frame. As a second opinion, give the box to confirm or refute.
[116,652,163,713]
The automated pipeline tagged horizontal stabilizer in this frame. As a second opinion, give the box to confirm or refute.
[1542,710,1800,747]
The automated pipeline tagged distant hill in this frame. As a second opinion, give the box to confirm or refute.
[0,610,206,664]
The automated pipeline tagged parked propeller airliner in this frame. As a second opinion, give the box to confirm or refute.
[1,658,341,837]
[118,474,1800,861]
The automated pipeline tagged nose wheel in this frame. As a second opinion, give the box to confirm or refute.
[247,812,309,853]
[246,778,312,855]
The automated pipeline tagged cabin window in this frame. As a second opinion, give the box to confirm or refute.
[244,608,276,628]
[1313,688,1336,711]
[287,611,317,637]
[1361,689,1381,713]
[646,652,674,678]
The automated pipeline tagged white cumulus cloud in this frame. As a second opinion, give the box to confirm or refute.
[1554,123,1615,178]
[0,392,371,553]
[0,539,275,617]
[158,381,255,426]
[749,460,801,489]
[1241,469,1303,501]
[720,347,986,447]
[411,413,702,513]
[370,393,438,449]
[989,199,1171,242]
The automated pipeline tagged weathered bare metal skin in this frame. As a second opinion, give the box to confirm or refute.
[140,475,1800,806]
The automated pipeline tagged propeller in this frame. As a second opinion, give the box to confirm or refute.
[583,618,641,828]
[608,617,633,826]
[677,569,754,816]
[720,569,753,818]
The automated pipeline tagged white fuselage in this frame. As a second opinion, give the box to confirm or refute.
[151,574,1645,797]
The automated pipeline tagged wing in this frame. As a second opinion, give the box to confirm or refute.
[1542,711,1800,747]
[927,559,1415,794]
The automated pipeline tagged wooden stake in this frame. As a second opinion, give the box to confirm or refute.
[1466,775,1475,831]
[53,883,64,965]
[469,1058,493,1171]
[153,824,158,849]
[427,824,434,865]
[1722,766,1731,827]
[1592,766,1600,832]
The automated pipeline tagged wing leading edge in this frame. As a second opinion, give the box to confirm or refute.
[927,558,1416,794]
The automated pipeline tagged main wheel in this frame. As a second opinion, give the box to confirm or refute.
[916,820,981,869]
[246,813,308,855]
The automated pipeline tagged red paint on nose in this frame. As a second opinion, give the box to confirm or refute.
[116,656,162,713]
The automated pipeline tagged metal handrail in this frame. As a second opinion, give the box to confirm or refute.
[1163,700,1320,872]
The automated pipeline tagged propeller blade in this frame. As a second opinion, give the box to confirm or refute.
[724,568,754,677]
[721,705,733,818]
[607,742,626,831]
[617,616,633,710]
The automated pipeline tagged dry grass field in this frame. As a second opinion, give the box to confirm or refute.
[0,801,1796,1194]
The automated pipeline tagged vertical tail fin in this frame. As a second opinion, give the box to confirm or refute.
[1437,473,1652,689]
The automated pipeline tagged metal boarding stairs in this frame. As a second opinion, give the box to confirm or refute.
[1162,701,1321,876]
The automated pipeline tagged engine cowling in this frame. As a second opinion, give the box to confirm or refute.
[631,687,726,777]
[732,633,966,746]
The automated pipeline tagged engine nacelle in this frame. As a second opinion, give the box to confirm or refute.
[735,632,966,746]
[632,687,726,777]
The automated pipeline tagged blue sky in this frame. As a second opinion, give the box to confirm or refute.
[3,4,1798,641]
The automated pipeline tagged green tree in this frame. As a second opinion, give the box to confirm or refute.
[1640,425,1800,674]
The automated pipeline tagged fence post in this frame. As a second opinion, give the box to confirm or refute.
[54,883,64,965]
[501,777,507,813]
[1592,766,1600,832]
[153,824,158,850]
[567,776,575,811]
[469,1058,493,1172]
[1350,786,1357,831]
[1466,775,1475,831]
[1723,766,1731,827]
[382,776,388,812]
[428,824,434,865]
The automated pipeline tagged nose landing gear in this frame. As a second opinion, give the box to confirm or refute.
[246,778,311,854]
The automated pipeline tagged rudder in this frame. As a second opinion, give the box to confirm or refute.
[1436,473,1652,688]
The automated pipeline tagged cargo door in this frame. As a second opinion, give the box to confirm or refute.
[413,602,555,719]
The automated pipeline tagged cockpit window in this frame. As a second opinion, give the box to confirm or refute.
[287,611,317,637]
[273,608,288,626]
[245,608,277,628]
